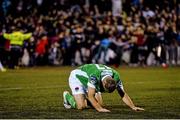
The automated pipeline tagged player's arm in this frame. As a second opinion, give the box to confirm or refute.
[87,86,110,112]
[116,80,144,111]
[95,92,104,106]
[122,93,144,111]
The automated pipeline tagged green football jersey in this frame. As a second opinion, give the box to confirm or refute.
[76,64,123,92]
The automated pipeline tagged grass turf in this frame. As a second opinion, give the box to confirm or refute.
[0,66,179,119]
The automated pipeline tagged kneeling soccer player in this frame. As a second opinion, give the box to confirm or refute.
[63,64,144,112]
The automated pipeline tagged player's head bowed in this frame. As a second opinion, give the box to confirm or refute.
[102,76,116,93]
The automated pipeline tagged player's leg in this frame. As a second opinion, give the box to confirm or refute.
[63,91,87,109]
[63,69,87,109]
[63,91,76,109]
[73,94,87,109]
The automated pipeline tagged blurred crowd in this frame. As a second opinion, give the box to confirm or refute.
[0,0,180,70]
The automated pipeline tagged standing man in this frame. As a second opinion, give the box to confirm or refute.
[3,29,32,69]
[63,64,144,112]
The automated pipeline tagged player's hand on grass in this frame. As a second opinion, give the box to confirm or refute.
[98,108,110,112]
[132,106,145,111]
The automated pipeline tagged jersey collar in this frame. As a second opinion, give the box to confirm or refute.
[101,75,112,82]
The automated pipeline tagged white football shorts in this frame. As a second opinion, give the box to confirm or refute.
[68,69,88,95]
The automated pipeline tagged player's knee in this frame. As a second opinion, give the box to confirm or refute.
[77,105,86,110]
[77,103,86,110]
[73,94,87,110]
[77,106,83,110]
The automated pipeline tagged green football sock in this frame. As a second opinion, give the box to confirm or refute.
[65,93,76,108]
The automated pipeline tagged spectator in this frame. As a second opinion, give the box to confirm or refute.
[0,0,178,67]
[71,25,85,65]
[26,37,36,67]
[112,0,122,16]
[3,28,32,69]
[35,34,48,65]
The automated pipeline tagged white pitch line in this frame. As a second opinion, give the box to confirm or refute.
[0,85,65,91]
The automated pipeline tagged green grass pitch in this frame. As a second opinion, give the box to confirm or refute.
[0,66,180,119]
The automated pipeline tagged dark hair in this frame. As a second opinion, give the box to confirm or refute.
[104,78,116,93]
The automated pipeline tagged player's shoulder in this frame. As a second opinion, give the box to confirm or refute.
[89,74,98,85]
[80,64,95,68]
